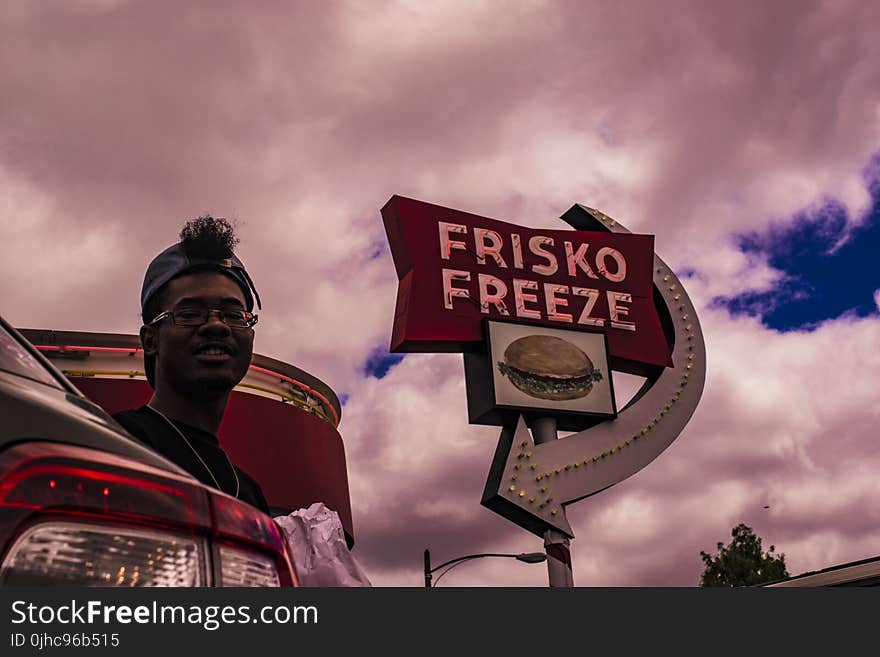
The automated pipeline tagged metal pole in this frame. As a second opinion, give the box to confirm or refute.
[531,416,574,587]
[424,549,432,588]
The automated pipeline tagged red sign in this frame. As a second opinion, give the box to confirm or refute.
[382,196,672,372]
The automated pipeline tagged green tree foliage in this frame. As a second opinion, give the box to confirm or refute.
[700,523,788,587]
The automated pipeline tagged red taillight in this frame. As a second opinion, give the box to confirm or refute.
[0,442,212,529]
[212,494,285,553]
[0,442,297,586]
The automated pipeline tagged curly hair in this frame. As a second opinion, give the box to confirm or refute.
[179,215,240,260]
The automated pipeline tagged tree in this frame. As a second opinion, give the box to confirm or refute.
[699,523,788,587]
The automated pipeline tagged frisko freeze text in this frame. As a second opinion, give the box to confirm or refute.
[439,221,636,331]
[381,195,672,370]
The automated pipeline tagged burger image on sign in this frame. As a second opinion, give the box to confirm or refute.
[497,335,603,401]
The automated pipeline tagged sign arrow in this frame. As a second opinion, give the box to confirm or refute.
[482,205,707,538]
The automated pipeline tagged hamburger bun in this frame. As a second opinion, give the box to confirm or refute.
[497,334,603,401]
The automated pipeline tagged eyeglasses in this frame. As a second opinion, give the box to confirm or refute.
[148,307,259,329]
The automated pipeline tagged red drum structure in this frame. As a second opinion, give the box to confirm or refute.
[18,329,353,546]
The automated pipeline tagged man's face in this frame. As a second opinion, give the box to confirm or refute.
[143,271,254,398]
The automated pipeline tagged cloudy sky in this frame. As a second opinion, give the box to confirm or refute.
[3,1,879,586]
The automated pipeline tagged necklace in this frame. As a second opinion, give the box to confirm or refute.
[145,404,240,499]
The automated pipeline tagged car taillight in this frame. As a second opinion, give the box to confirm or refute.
[212,494,296,587]
[0,442,296,586]
[216,545,279,587]
[0,442,211,529]
[0,521,205,586]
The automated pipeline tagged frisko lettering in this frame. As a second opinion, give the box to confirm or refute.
[383,195,671,370]
[436,221,638,331]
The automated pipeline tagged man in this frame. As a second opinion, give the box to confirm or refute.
[112,216,270,514]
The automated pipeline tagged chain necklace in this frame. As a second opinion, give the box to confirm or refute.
[145,404,240,499]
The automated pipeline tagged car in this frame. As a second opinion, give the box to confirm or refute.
[0,315,297,586]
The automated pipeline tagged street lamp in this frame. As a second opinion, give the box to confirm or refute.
[423,549,547,587]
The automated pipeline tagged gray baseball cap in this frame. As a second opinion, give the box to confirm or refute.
[140,242,262,315]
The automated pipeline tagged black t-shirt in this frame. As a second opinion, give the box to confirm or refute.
[112,405,270,515]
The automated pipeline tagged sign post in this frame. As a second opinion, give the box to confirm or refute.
[382,196,705,586]
[531,416,573,586]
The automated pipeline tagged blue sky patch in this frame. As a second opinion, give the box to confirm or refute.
[368,233,390,261]
[362,346,405,379]
[713,163,880,331]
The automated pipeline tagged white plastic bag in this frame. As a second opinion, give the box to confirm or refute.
[274,502,372,587]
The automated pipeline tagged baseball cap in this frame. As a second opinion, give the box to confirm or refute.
[141,242,262,315]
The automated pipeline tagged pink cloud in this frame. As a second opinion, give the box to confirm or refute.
[2,1,879,585]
